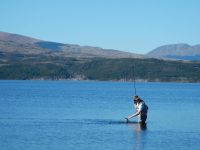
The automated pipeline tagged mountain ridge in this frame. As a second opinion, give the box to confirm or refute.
[0,31,143,59]
[1,31,200,60]
[0,31,40,44]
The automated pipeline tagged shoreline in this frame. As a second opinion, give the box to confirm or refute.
[0,78,199,84]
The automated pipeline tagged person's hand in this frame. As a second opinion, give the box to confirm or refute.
[125,117,129,123]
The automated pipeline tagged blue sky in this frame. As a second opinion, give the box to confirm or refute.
[0,0,200,54]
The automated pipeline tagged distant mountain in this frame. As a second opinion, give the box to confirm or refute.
[0,31,143,59]
[147,44,200,60]
[1,31,200,61]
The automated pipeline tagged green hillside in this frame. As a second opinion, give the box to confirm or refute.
[0,55,200,82]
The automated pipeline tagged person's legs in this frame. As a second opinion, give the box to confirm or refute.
[138,114,147,123]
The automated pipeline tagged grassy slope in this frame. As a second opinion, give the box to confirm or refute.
[0,55,200,82]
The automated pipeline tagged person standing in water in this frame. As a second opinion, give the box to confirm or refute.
[126,95,148,123]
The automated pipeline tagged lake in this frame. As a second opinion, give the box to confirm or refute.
[0,80,200,150]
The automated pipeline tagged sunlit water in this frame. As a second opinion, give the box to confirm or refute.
[0,80,200,150]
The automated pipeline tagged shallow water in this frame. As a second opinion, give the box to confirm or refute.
[0,80,200,150]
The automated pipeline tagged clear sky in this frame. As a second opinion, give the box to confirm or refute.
[0,0,200,54]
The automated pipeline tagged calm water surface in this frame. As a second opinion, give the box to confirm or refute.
[0,80,200,150]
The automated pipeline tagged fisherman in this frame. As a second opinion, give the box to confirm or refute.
[126,95,148,123]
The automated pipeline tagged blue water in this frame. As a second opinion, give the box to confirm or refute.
[0,80,200,150]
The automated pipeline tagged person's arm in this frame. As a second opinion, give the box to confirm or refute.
[128,111,140,119]
[127,103,143,119]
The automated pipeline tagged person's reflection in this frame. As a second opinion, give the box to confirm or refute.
[127,122,147,131]
[127,122,147,150]
[135,122,147,131]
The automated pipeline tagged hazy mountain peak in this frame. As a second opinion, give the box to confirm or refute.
[146,43,200,60]
[156,43,190,50]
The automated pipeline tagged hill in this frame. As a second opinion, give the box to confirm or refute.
[0,31,142,59]
[147,44,200,60]
[0,54,200,82]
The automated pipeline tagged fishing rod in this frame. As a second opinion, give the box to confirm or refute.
[124,64,137,123]
[132,65,137,96]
